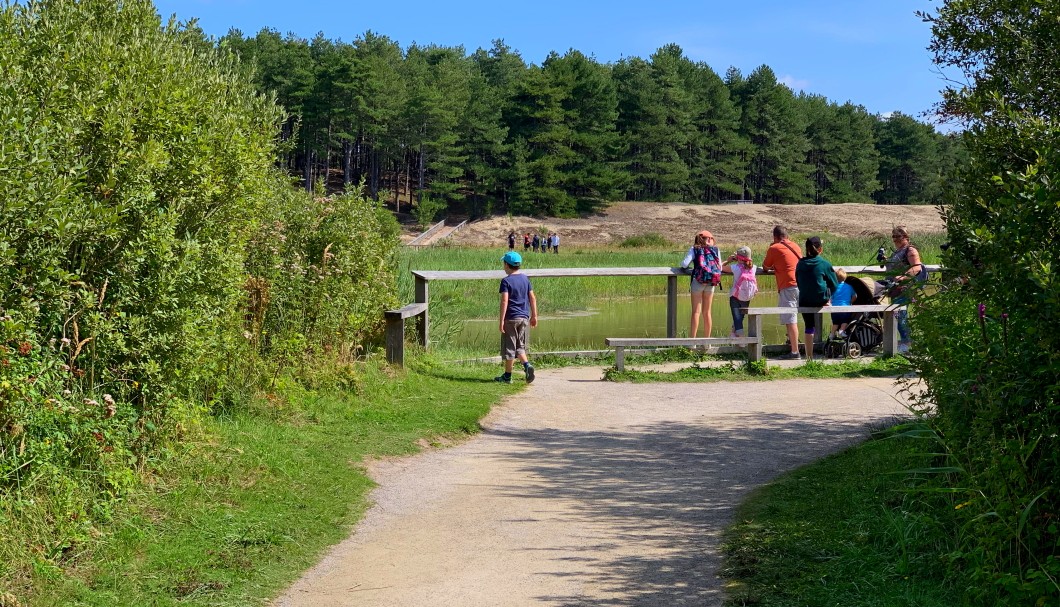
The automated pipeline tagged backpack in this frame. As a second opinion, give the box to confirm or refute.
[733,265,759,301]
[692,246,722,286]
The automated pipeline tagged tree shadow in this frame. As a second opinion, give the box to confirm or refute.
[474,413,884,606]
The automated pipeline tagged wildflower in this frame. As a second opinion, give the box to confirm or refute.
[83,398,98,406]
[17,342,32,356]
[62,389,72,396]
[60,338,71,346]
[977,303,986,319]
[103,394,116,418]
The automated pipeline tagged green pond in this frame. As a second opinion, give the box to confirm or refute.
[452,290,806,352]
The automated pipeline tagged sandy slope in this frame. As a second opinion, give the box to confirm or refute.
[440,201,945,248]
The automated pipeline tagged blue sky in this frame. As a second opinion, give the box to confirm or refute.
[154,0,948,124]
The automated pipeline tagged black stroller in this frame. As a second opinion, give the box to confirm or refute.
[825,277,884,358]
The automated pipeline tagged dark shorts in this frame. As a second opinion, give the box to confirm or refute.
[831,312,854,326]
[801,304,827,334]
[501,317,530,359]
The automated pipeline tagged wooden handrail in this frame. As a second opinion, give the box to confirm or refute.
[411,265,941,282]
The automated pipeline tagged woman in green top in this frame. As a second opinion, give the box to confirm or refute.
[795,236,839,362]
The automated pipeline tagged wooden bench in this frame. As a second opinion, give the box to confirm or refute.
[744,304,905,362]
[605,337,760,371]
[384,302,428,366]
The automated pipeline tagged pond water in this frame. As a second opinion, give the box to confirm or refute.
[452,290,801,352]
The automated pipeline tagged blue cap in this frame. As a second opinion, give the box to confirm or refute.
[502,251,522,266]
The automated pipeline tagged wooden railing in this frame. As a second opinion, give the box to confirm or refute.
[383,264,938,365]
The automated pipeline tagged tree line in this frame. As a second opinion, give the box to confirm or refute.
[221,32,965,216]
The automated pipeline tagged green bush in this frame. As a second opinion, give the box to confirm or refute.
[618,232,673,248]
[914,3,1060,601]
[243,186,400,371]
[0,0,396,589]
[912,148,1060,603]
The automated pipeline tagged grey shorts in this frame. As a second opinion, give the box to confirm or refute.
[778,287,799,325]
[690,280,717,295]
[501,317,530,359]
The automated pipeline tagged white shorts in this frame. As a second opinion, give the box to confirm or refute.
[778,287,799,325]
[690,280,717,294]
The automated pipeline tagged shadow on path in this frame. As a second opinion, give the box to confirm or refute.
[480,413,893,606]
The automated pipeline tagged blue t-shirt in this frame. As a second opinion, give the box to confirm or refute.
[500,273,533,320]
[832,282,855,306]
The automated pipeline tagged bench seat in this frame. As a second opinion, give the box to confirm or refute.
[605,336,760,371]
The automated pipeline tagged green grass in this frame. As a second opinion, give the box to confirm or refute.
[721,432,961,606]
[604,355,911,382]
[20,358,517,607]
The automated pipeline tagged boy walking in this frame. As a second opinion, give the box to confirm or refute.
[497,251,538,384]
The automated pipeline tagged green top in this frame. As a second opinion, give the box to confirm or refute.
[795,256,840,306]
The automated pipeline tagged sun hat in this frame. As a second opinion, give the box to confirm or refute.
[735,246,752,260]
[697,230,714,240]
[502,251,522,266]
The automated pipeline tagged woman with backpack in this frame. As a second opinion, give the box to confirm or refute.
[681,230,722,338]
[725,246,758,338]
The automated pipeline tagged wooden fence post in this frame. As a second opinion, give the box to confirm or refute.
[747,313,763,363]
[415,275,429,349]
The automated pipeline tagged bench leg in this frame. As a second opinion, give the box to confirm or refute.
[666,275,677,338]
[615,346,625,372]
[385,317,405,366]
[883,310,898,356]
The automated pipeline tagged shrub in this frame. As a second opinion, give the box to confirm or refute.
[618,232,673,248]
[913,3,1060,602]
[243,186,400,372]
[0,0,352,587]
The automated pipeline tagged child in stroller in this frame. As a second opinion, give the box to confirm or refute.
[825,273,885,358]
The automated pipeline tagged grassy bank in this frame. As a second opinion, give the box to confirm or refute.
[14,359,515,607]
[603,355,910,382]
[721,430,962,606]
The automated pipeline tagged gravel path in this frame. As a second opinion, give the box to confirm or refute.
[274,366,910,607]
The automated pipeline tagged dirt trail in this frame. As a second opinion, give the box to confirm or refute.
[274,366,910,607]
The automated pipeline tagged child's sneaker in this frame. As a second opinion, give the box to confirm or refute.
[837,329,847,339]
[525,364,535,384]
[494,373,512,384]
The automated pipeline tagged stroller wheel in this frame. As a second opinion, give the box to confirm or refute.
[845,341,863,358]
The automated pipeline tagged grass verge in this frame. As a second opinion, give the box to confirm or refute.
[721,430,961,606]
[19,358,516,607]
[604,355,910,382]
